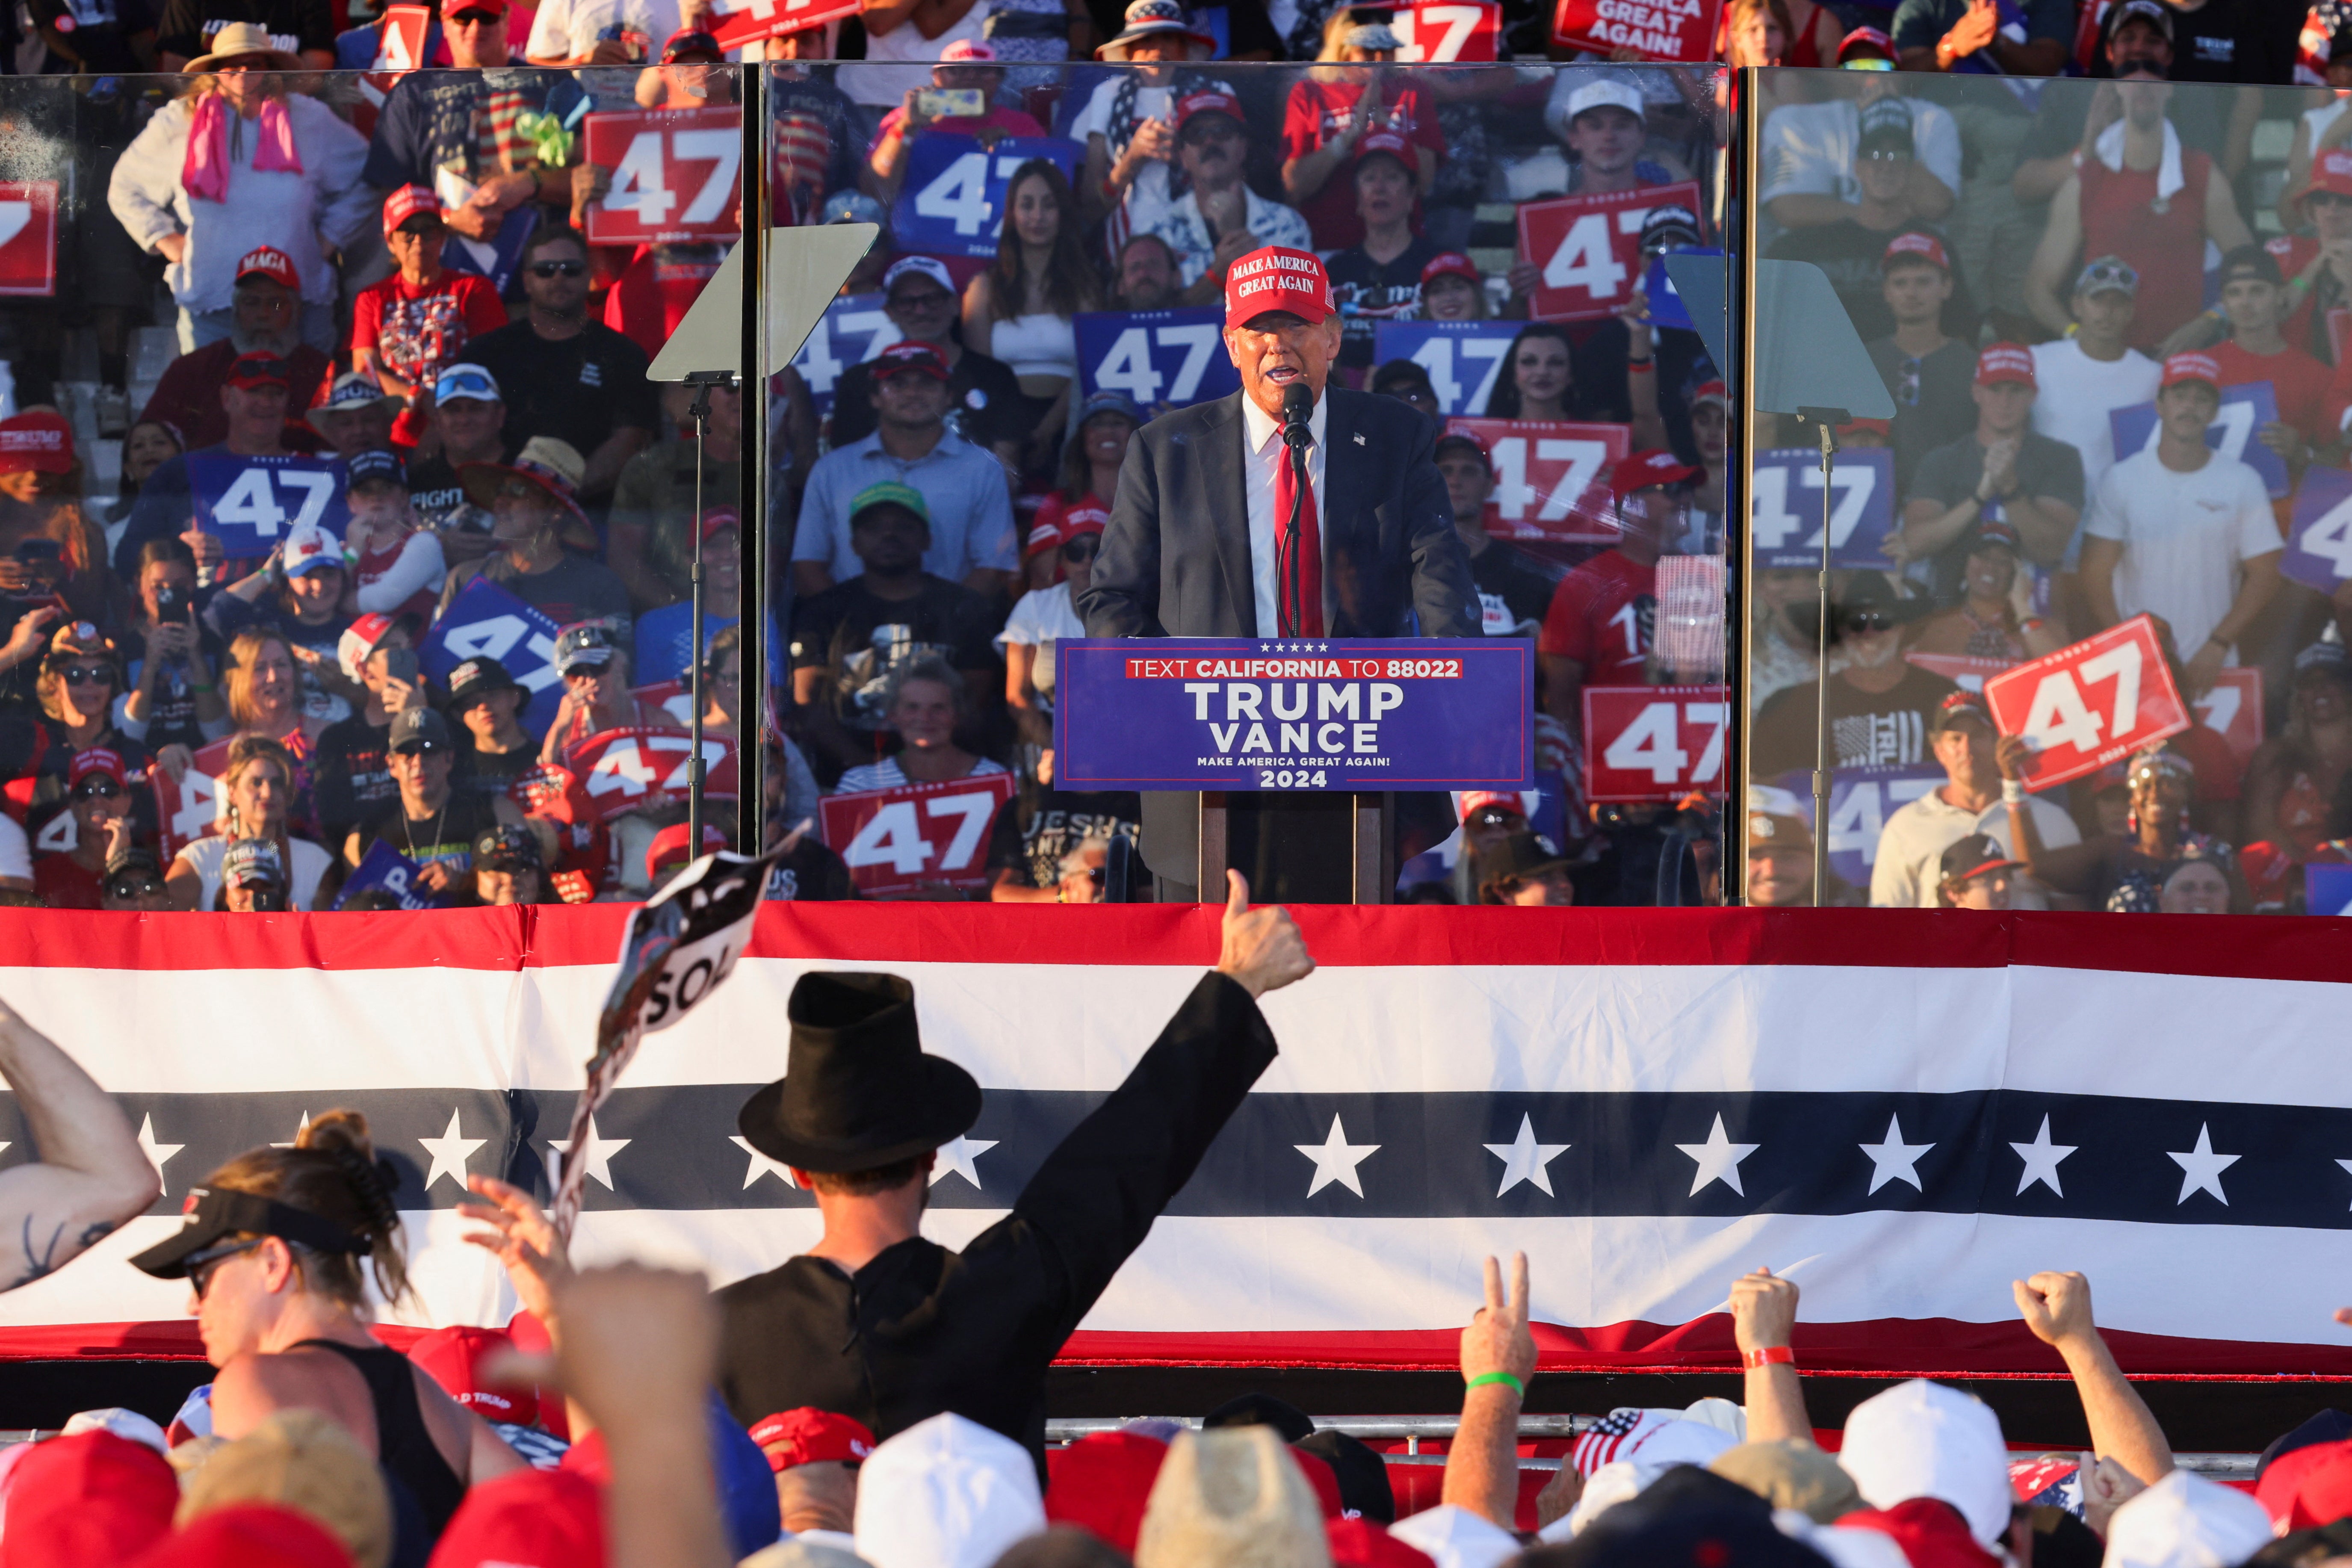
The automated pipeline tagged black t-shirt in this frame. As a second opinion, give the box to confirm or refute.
[1752,663,1961,777]
[985,784,1143,892]
[1468,537,1563,637]
[408,452,497,534]
[789,575,1000,732]
[124,621,227,754]
[2087,0,2278,85]
[1867,336,1980,496]
[454,741,541,800]
[829,346,1027,452]
[354,790,505,889]
[1907,429,2085,594]
[456,322,660,466]
[762,836,857,901]
[1326,236,1444,369]
[312,712,394,846]
[153,0,328,58]
[30,0,154,71]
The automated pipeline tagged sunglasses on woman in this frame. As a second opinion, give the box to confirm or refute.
[1061,537,1099,562]
[186,1237,264,1301]
[56,664,112,686]
[528,260,586,278]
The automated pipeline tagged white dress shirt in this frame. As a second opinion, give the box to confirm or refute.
[1240,389,1329,637]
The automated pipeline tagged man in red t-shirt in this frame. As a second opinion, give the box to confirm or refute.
[32,750,134,911]
[1277,23,1439,252]
[1539,448,1697,735]
[2269,149,2352,367]
[352,185,509,433]
[604,243,727,360]
[2207,245,2334,472]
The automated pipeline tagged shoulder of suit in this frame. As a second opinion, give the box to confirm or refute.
[1327,385,1429,442]
[1143,393,1240,441]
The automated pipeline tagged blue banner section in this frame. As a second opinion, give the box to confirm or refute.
[2108,381,2290,499]
[1749,448,1897,570]
[2307,862,2352,917]
[888,135,1085,260]
[417,577,566,737]
[186,453,349,556]
[1368,319,1522,416]
[1054,638,1535,791]
[334,841,436,911]
[1643,247,1722,333]
[788,290,902,419]
[1073,307,1238,415]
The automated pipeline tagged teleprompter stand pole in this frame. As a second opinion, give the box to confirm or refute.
[1796,405,1848,909]
[684,369,737,849]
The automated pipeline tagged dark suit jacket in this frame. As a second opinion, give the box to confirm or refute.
[1078,387,1478,639]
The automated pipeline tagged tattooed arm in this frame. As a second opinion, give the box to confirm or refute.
[0,1000,159,1290]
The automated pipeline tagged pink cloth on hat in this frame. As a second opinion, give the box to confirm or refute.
[181,95,304,207]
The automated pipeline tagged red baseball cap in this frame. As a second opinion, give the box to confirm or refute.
[427,1467,603,1568]
[123,1506,354,1568]
[1838,416,1892,438]
[225,353,293,390]
[698,504,742,543]
[233,245,299,290]
[1353,128,1412,169]
[870,340,950,383]
[68,748,127,791]
[2305,149,2352,205]
[1327,1518,1437,1568]
[1420,251,1480,289]
[1881,230,1949,272]
[1609,448,1701,499]
[1692,378,1728,407]
[1043,1432,1170,1555]
[1292,1447,1344,1519]
[1,1432,178,1568]
[1837,23,1894,60]
[1974,343,2036,388]
[747,1409,878,1472]
[2162,350,2221,390]
[1061,499,1108,540]
[1173,86,1245,136]
[647,821,728,879]
[1024,513,1066,559]
[409,1325,538,1426]
[937,35,995,60]
[1458,789,1524,823]
[1225,246,1334,330]
[443,0,507,16]
[0,411,73,476]
[381,184,442,239]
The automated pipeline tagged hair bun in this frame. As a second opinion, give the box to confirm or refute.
[297,1110,401,1240]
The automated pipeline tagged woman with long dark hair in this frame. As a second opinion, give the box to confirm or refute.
[963,159,1106,478]
[1482,323,1578,421]
[130,1110,525,1559]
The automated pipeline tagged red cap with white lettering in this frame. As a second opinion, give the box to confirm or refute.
[1224,246,1334,330]
[0,412,73,476]
[1609,448,1700,500]
[2162,350,2221,390]
[1974,343,2036,388]
[233,245,299,291]
[1881,230,1949,273]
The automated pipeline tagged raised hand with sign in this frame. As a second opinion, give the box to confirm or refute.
[584,107,743,245]
[1994,724,2231,912]
[1516,182,1704,322]
[187,454,349,557]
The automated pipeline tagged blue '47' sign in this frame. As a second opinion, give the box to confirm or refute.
[789,291,903,418]
[2108,380,2290,499]
[187,453,348,555]
[417,578,565,737]
[1749,448,1895,570]
[1370,320,1521,416]
[334,840,437,910]
[889,135,1084,260]
[1074,307,1238,413]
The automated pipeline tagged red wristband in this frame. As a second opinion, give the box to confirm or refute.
[1743,1346,1796,1370]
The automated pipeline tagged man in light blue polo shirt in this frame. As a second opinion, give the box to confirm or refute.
[792,340,1018,600]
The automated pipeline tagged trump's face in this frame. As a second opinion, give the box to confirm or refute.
[1223,310,1344,420]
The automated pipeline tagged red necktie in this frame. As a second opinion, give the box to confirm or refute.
[1273,436,1324,638]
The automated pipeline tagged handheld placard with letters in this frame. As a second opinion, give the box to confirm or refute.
[585,107,744,245]
[1055,639,1533,791]
[790,291,904,418]
[817,774,1019,897]
[1583,683,1730,802]
[334,842,436,911]
[1444,416,1625,545]
[1516,182,1705,322]
[1075,307,1239,412]
[152,735,235,862]
[187,453,348,556]
[1551,0,1719,58]
[889,136,1084,260]
[418,579,565,736]
[561,727,738,821]
[1749,447,1897,570]
[1777,764,1943,890]
[710,0,859,47]
[2281,462,2352,593]
[0,183,58,298]
[1372,320,1522,416]
[1982,615,2191,790]
[1392,0,1499,57]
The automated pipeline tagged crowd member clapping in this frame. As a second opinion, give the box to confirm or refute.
[1891,345,2083,596]
[1076,0,1218,253]
[106,26,369,357]
[1149,89,1313,298]
[1280,14,1433,252]
[165,733,331,911]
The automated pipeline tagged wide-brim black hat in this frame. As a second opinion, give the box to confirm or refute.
[737,972,983,1173]
[1791,574,1933,644]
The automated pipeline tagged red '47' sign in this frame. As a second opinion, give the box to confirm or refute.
[585,109,744,245]
[0,183,58,298]
[818,774,1018,898]
[1583,684,1729,803]
[710,0,860,47]
[1392,0,1499,59]
[1445,416,1626,545]
[1552,0,1720,60]
[1983,615,2190,791]
[151,735,235,861]
[1516,181,1701,323]
[563,727,739,822]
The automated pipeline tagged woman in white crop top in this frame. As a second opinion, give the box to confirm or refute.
[963,158,1104,480]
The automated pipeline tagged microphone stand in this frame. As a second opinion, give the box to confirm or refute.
[1280,387,1313,636]
[1796,405,1849,909]
[683,369,736,850]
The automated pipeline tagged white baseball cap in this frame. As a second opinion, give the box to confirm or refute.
[1566,77,1646,124]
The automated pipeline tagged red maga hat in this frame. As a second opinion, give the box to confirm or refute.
[2162,351,2221,390]
[1225,246,1334,330]
[1610,448,1700,499]
[0,411,73,475]
[409,1324,538,1427]
[233,244,300,290]
[1043,1432,1169,1554]
[1881,230,1949,272]
[748,1409,878,1471]
[1974,343,2036,388]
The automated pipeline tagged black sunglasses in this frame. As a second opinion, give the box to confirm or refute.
[1844,612,1897,635]
[106,873,163,898]
[1061,536,1099,561]
[528,260,586,278]
[73,779,123,800]
[56,664,114,686]
[187,1237,264,1300]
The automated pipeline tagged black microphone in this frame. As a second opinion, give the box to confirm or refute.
[1279,381,1314,450]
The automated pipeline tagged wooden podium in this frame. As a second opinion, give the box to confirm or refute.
[1142,791,1395,904]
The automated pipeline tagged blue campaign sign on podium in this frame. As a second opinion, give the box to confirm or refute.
[1055,639,1534,791]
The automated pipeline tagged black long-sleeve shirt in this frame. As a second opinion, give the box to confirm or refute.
[713,972,1277,1468]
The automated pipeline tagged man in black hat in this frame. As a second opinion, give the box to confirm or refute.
[1750,576,1956,779]
[713,871,1312,1466]
[446,656,541,797]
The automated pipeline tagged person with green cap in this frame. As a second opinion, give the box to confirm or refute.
[789,480,1002,787]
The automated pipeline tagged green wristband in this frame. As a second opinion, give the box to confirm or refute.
[1464,1371,1525,1397]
